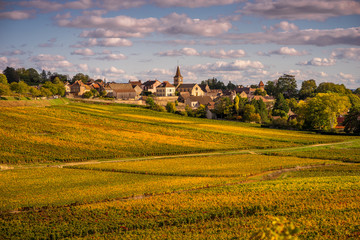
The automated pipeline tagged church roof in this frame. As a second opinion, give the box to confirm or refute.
[174,66,182,78]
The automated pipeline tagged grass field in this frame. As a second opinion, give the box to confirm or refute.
[0,100,359,239]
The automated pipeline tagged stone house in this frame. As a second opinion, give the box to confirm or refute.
[107,83,138,99]
[177,83,204,97]
[156,81,176,97]
[142,80,161,94]
[184,96,214,109]
[70,80,91,96]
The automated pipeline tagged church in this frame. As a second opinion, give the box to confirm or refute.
[173,66,204,97]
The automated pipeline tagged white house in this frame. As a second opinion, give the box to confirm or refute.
[156,81,176,97]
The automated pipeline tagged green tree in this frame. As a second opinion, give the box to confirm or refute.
[272,94,289,117]
[354,87,360,95]
[29,87,41,97]
[298,93,351,131]
[234,95,240,115]
[72,73,89,84]
[40,70,48,82]
[347,94,360,108]
[40,87,52,97]
[243,104,256,122]
[227,81,236,90]
[195,104,207,118]
[286,98,299,113]
[214,97,233,118]
[254,88,267,96]
[251,98,268,122]
[145,97,155,108]
[264,81,276,97]
[344,106,360,134]
[166,102,177,113]
[185,105,194,117]
[0,83,11,97]
[83,91,93,98]
[299,79,316,100]
[276,74,298,98]
[10,81,28,95]
[90,89,99,97]
[3,67,19,83]
[100,90,107,97]
[0,73,8,84]
[25,68,41,85]
[316,82,348,94]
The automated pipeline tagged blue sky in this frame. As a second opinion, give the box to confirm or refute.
[0,0,359,88]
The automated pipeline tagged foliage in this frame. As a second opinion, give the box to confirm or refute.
[201,77,226,90]
[82,91,93,98]
[298,93,351,131]
[265,81,276,97]
[0,83,11,96]
[194,104,206,118]
[3,67,19,83]
[29,87,41,97]
[251,216,300,240]
[347,94,360,107]
[273,94,289,117]
[254,88,267,96]
[276,74,298,98]
[10,81,28,95]
[214,97,233,118]
[72,73,89,84]
[145,97,155,108]
[243,104,256,122]
[344,106,360,134]
[299,79,316,100]
[316,82,350,94]
[166,102,177,113]
[0,73,8,84]
[252,98,268,122]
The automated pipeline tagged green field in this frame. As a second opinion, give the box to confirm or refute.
[0,101,359,239]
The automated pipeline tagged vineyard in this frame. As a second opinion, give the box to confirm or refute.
[1,101,359,239]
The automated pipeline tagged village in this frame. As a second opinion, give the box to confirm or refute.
[65,66,275,119]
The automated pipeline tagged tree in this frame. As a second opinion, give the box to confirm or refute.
[214,97,233,118]
[3,67,19,83]
[272,94,289,117]
[234,95,240,115]
[29,87,41,97]
[195,104,207,118]
[10,81,28,95]
[40,70,48,82]
[90,89,99,97]
[286,98,299,113]
[227,81,236,90]
[40,87,52,97]
[354,87,360,95]
[0,74,8,84]
[254,88,267,96]
[298,93,351,131]
[145,97,155,108]
[165,102,177,113]
[25,68,41,85]
[243,104,256,122]
[251,98,268,122]
[264,81,276,97]
[276,74,297,98]
[100,90,107,97]
[299,79,316,100]
[344,106,360,134]
[72,73,89,84]
[83,91,93,98]
[0,83,11,97]
[348,94,360,108]
[316,82,348,94]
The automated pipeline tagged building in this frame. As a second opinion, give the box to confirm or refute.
[184,96,214,109]
[70,80,91,96]
[142,80,161,94]
[177,83,204,97]
[107,83,138,99]
[156,81,176,97]
[173,66,183,87]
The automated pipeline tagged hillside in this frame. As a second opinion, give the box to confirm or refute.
[0,101,359,239]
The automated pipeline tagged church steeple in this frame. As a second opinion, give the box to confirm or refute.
[173,66,183,87]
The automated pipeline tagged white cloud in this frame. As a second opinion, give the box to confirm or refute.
[77,63,89,72]
[71,48,95,56]
[152,0,244,8]
[57,12,232,38]
[0,10,32,20]
[202,49,246,58]
[297,57,336,66]
[30,54,65,62]
[29,54,74,72]
[96,52,127,60]
[157,48,199,57]
[72,38,133,48]
[226,27,360,46]
[191,60,264,72]
[240,0,360,21]
[1,50,26,56]
[331,48,360,61]
[19,0,93,12]
[258,47,308,56]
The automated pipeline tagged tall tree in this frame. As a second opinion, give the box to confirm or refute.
[298,93,351,131]
[272,93,289,117]
[72,73,89,84]
[10,81,28,95]
[299,79,316,100]
[0,73,8,84]
[264,81,276,97]
[3,67,19,83]
[316,82,348,94]
[344,106,360,134]
[276,74,297,98]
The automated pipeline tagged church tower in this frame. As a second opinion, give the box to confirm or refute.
[173,66,183,87]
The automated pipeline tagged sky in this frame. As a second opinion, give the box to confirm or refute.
[0,0,359,88]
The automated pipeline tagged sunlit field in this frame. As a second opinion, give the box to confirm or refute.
[1,101,359,239]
